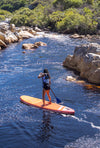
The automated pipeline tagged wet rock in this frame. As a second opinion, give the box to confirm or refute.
[63,43,100,84]
[66,76,76,81]
[22,43,35,50]
[22,51,26,53]
[22,41,47,50]
[34,41,47,47]
[0,39,7,48]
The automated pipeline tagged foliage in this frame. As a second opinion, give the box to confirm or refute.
[49,11,65,30]
[56,8,97,34]
[10,15,29,26]
[0,15,5,21]
[0,0,26,12]
[86,0,94,4]
[0,0,100,35]
[10,8,33,26]
[53,0,83,10]
[0,9,12,21]
[10,5,49,28]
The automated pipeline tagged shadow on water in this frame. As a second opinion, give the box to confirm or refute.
[36,111,54,143]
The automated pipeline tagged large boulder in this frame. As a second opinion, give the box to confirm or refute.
[5,31,18,43]
[63,43,100,84]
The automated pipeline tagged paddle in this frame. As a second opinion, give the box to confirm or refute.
[50,88,62,104]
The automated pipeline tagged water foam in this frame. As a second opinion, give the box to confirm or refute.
[64,133,100,148]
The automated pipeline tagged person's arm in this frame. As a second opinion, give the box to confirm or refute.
[38,72,45,78]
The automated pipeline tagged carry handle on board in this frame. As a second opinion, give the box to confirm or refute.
[50,88,62,104]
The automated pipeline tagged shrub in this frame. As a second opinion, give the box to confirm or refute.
[0,15,5,21]
[53,0,83,10]
[56,8,98,34]
[0,0,26,12]
[10,15,29,26]
[49,11,65,30]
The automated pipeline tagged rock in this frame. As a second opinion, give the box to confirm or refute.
[0,22,9,33]
[63,43,100,84]
[35,26,42,32]
[28,29,37,35]
[66,76,76,81]
[17,31,34,39]
[9,24,15,32]
[22,41,47,50]
[5,31,18,43]
[0,32,5,42]
[34,41,47,47]
[22,51,26,53]
[70,34,85,39]
[0,39,7,48]
[22,43,35,50]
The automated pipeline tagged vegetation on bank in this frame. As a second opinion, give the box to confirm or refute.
[0,10,12,21]
[0,0,100,35]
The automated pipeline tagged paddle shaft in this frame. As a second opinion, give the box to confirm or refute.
[50,88,62,104]
[50,88,57,98]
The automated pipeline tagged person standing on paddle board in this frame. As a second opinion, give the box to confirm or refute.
[38,69,51,106]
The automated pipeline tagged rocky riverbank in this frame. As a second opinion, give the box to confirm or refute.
[63,43,100,85]
[0,22,42,50]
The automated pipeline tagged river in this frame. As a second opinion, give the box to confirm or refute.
[0,32,100,148]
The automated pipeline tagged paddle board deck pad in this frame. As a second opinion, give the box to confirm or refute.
[20,95,75,115]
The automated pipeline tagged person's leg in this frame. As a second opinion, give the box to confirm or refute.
[46,90,51,103]
[42,88,46,105]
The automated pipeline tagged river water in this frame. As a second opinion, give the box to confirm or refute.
[0,32,100,148]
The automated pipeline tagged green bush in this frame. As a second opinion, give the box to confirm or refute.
[0,0,26,12]
[56,8,98,34]
[0,9,12,20]
[86,0,94,4]
[53,0,83,10]
[13,7,33,16]
[10,4,49,28]
[10,15,29,26]
[0,15,5,21]
[0,9,11,16]
[48,11,65,30]
[56,9,84,32]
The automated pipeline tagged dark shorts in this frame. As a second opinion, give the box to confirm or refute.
[43,83,50,90]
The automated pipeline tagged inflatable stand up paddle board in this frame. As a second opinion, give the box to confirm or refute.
[20,95,75,115]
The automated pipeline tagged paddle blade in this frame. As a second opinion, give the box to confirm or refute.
[56,97,62,104]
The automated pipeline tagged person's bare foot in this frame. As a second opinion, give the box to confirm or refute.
[42,104,45,107]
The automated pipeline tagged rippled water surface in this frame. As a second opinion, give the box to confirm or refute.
[0,33,100,148]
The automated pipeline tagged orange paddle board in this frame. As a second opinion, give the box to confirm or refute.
[20,95,75,115]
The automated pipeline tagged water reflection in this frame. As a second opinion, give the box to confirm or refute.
[36,111,53,143]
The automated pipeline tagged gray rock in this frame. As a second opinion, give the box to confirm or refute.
[63,43,100,84]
